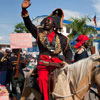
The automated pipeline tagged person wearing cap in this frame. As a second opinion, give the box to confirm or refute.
[21,0,72,100]
[9,49,26,100]
[74,34,90,62]
[0,49,12,85]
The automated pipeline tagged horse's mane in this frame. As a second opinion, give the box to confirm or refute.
[61,54,100,87]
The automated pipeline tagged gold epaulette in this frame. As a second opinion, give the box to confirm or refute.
[12,61,17,65]
[0,56,7,62]
[31,73,37,76]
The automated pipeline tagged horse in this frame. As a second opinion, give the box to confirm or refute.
[92,67,100,100]
[20,54,100,100]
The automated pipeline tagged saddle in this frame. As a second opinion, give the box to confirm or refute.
[40,60,66,93]
[27,68,60,93]
[25,61,66,94]
[48,69,60,93]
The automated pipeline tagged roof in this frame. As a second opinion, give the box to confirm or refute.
[63,19,100,31]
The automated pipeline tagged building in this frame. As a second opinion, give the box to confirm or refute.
[0,43,10,51]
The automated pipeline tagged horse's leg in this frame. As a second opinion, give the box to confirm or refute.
[20,87,41,100]
[20,87,33,100]
[20,68,35,100]
[31,89,42,100]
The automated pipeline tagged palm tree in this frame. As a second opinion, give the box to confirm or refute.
[67,17,97,41]
[66,17,97,51]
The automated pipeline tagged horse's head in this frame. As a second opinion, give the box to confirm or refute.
[89,54,100,68]
[89,54,100,61]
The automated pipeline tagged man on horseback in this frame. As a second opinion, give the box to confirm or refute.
[21,0,72,100]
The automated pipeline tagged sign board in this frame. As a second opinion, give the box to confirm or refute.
[10,33,32,49]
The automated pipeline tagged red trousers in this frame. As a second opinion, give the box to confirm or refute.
[37,55,62,100]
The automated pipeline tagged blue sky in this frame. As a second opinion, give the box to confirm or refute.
[0,0,100,44]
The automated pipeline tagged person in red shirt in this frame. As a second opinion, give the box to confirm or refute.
[21,0,72,100]
[74,35,89,62]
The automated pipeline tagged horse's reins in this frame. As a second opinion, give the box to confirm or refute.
[52,83,90,98]
[52,65,91,99]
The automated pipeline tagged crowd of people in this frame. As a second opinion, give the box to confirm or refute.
[0,48,37,100]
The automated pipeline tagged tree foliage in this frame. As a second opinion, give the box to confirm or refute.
[67,17,97,41]
[14,22,30,33]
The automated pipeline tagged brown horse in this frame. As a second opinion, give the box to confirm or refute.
[20,54,100,100]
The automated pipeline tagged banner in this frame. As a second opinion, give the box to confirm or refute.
[10,33,32,49]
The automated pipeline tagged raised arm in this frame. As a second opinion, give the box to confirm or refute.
[21,0,37,39]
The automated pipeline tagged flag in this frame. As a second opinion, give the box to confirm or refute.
[93,15,97,26]
[87,16,91,21]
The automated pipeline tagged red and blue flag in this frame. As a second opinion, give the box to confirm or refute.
[93,15,97,26]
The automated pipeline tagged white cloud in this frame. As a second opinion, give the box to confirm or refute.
[63,9,82,20]
[91,0,100,27]
[0,36,10,44]
[63,9,100,27]
[0,35,9,41]
[92,0,100,14]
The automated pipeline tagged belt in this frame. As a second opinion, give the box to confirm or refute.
[40,54,58,59]
[39,60,64,68]
[40,52,58,57]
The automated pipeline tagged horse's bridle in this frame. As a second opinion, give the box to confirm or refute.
[52,79,91,99]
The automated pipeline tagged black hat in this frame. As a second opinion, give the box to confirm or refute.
[41,8,64,29]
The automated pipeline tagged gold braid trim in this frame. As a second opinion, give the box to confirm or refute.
[39,31,61,54]
[39,31,46,46]
[1,56,7,62]
[0,55,7,62]
[54,35,61,54]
